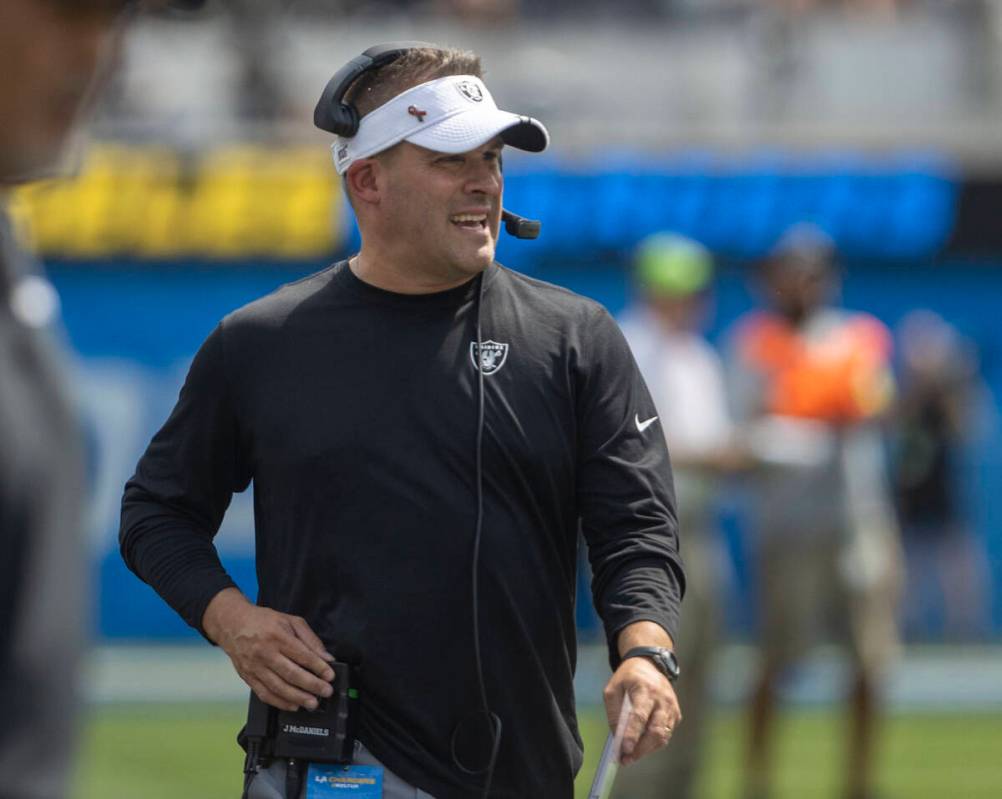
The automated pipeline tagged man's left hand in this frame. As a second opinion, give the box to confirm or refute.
[602,657,682,766]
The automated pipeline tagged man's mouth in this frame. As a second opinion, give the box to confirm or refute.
[450,213,488,230]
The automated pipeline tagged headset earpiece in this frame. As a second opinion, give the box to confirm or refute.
[314,41,437,137]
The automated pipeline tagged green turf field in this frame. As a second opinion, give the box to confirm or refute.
[73,703,1002,799]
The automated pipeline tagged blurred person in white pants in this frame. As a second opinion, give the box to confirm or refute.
[615,233,741,799]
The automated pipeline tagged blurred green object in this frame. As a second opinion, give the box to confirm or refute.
[578,708,1002,799]
[73,704,1002,799]
[73,704,245,799]
[634,233,713,298]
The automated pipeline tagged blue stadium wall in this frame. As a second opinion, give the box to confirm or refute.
[39,150,999,642]
[52,255,1002,643]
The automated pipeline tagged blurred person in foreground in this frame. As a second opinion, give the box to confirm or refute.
[729,225,902,799]
[120,45,684,798]
[892,310,992,640]
[0,1,200,797]
[615,234,741,799]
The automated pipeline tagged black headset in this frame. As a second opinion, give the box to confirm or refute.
[314,42,541,240]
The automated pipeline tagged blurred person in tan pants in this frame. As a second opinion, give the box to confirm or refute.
[616,234,742,799]
[0,2,199,796]
[728,225,902,799]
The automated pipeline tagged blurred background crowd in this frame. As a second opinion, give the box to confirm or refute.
[4,1,1002,798]
[76,0,1002,154]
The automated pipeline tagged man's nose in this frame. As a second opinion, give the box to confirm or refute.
[465,161,502,195]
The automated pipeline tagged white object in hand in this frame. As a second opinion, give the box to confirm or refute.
[588,693,634,799]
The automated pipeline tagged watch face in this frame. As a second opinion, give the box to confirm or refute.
[656,650,680,681]
[622,646,680,681]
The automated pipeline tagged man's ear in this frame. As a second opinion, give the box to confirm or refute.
[345,159,381,207]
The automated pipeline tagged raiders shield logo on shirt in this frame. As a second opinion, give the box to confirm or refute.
[470,341,508,375]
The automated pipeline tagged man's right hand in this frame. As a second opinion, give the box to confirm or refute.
[202,587,336,712]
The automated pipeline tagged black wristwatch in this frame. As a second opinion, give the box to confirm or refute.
[621,646,680,683]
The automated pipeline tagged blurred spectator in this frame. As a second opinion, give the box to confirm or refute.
[1,2,199,796]
[0,4,114,796]
[748,0,909,116]
[728,224,902,799]
[225,0,288,122]
[762,0,904,16]
[615,234,739,799]
[892,310,993,640]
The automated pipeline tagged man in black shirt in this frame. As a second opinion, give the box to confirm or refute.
[121,45,684,798]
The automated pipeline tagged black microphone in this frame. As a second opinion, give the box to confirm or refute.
[502,209,541,240]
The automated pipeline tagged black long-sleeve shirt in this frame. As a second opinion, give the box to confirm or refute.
[120,260,683,798]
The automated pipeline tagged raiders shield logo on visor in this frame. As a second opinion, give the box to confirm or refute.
[456,80,484,103]
[470,341,508,375]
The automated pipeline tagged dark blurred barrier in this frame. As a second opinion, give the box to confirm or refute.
[947,176,1002,255]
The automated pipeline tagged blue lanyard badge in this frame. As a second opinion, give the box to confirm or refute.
[305,763,383,797]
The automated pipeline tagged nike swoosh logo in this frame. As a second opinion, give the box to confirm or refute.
[635,414,659,432]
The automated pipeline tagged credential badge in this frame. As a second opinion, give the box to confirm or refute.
[456,80,484,103]
[470,340,509,375]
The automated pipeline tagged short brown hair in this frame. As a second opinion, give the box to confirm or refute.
[345,46,483,119]
[340,47,482,211]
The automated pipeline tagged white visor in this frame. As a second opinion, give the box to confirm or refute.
[331,74,549,175]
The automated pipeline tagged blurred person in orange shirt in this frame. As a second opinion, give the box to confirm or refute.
[615,234,743,799]
[729,225,902,799]
[0,2,200,796]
